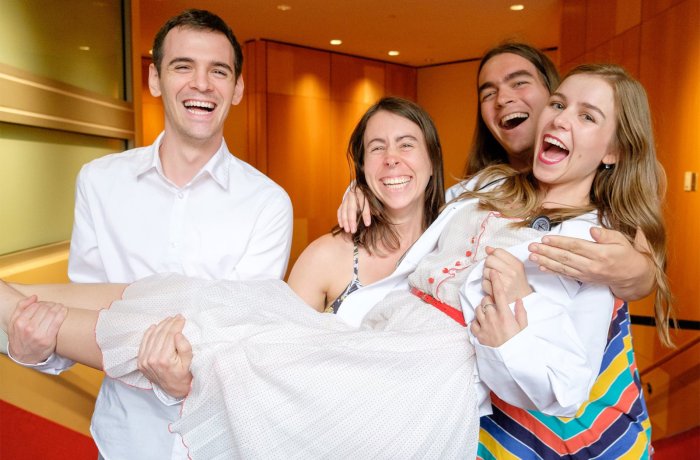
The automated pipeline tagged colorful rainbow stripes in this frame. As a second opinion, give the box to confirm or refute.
[477,299,651,459]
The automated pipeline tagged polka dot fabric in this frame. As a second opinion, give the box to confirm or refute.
[97,274,479,459]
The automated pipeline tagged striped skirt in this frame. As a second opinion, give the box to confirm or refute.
[478,299,651,459]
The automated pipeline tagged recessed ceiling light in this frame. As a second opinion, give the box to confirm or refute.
[277,4,291,11]
[78,46,91,51]
[330,39,342,46]
[510,4,525,11]
[388,50,400,57]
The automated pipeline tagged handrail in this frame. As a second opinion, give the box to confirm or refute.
[630,314,700,331]
[639,335,700,377]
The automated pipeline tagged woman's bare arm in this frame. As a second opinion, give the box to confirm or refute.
[1,281,126,368]
[9,282,127,310]
[287,234,341,312]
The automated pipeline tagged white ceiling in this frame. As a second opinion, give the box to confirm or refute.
[139,0,561,67]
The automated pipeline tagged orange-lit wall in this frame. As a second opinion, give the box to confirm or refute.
[245,40,416,267]
[416,60,480,188]
[416,0,699,440]
[559,0,700,440]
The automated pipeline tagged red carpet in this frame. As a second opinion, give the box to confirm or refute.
[1,397,696,458]
[653,426,700,460]
[0,399,97,460]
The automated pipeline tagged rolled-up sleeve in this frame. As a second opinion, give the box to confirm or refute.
[462,250,613,417]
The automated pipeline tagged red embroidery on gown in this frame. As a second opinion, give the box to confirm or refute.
[432,211,502,300]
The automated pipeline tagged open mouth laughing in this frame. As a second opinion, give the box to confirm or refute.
[381,176,412,189]
[539,134,570,165]
[500,112,529,130]
[184,100,216,114]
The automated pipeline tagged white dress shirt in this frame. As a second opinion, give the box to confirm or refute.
[337,189,612,418]
[23,132,293,459]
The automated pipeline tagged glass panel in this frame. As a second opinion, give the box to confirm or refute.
[0,0,125,99]
[0,122,126,255]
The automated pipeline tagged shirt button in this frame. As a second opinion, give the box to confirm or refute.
[170,242,177,248]
[177,192,184,199]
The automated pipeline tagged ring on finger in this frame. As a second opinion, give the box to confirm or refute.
[481,303,495,314]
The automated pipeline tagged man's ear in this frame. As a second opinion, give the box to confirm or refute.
[148,63,162,97]
[231,76,244,105]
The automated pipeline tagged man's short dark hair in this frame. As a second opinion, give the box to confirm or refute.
[151,9,243,80]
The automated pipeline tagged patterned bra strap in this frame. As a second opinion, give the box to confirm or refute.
[351,240,360,278]
[326,240,363,314]
[410,287,466,327]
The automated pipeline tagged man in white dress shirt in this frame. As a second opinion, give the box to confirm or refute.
[6,9,293,459]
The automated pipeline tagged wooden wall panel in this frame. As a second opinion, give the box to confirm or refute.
[639,0,700,323]
[331,54,385,104]
[608,25,641,76]
[252,42,421,268]
[416,61,479,188]
[248,41,429,269]
[560,0,588,64]
[639,0,700,439]
[615,0,642,33]
[560,0,700,440]
[267,43,331,99]
[224,93,249,165]
[385,64,417,100]
[585,0,617,49]
[328,101,368,224]
[642,0,686,19]
[266,93,332,253]
[568,25,641,77]
[329,54,386,230]
[266,44,332,263]
[245,40,269,171]
[641,338,700,439]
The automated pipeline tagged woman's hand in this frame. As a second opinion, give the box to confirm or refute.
[137,315,193,399]
[528,227,655,300]
[482,246,532,304]
[470,271,528,347]
[337,183,372,233]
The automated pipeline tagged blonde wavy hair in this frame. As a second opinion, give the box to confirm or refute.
[460,64,674,347]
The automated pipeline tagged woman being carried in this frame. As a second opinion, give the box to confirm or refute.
[338,45,666,457]
[1,64,672,459]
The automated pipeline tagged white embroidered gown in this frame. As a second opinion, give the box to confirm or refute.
[96,205,553,459]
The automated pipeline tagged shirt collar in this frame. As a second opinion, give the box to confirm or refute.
[135,132,230,190]
[199,139,230,190]
[134,132,165,178]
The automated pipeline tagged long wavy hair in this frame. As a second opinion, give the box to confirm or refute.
[465,42,560,177]
[332,97,445,254]
[463,64,673,347]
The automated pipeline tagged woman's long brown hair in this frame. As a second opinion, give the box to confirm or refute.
[459,64,674,347]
